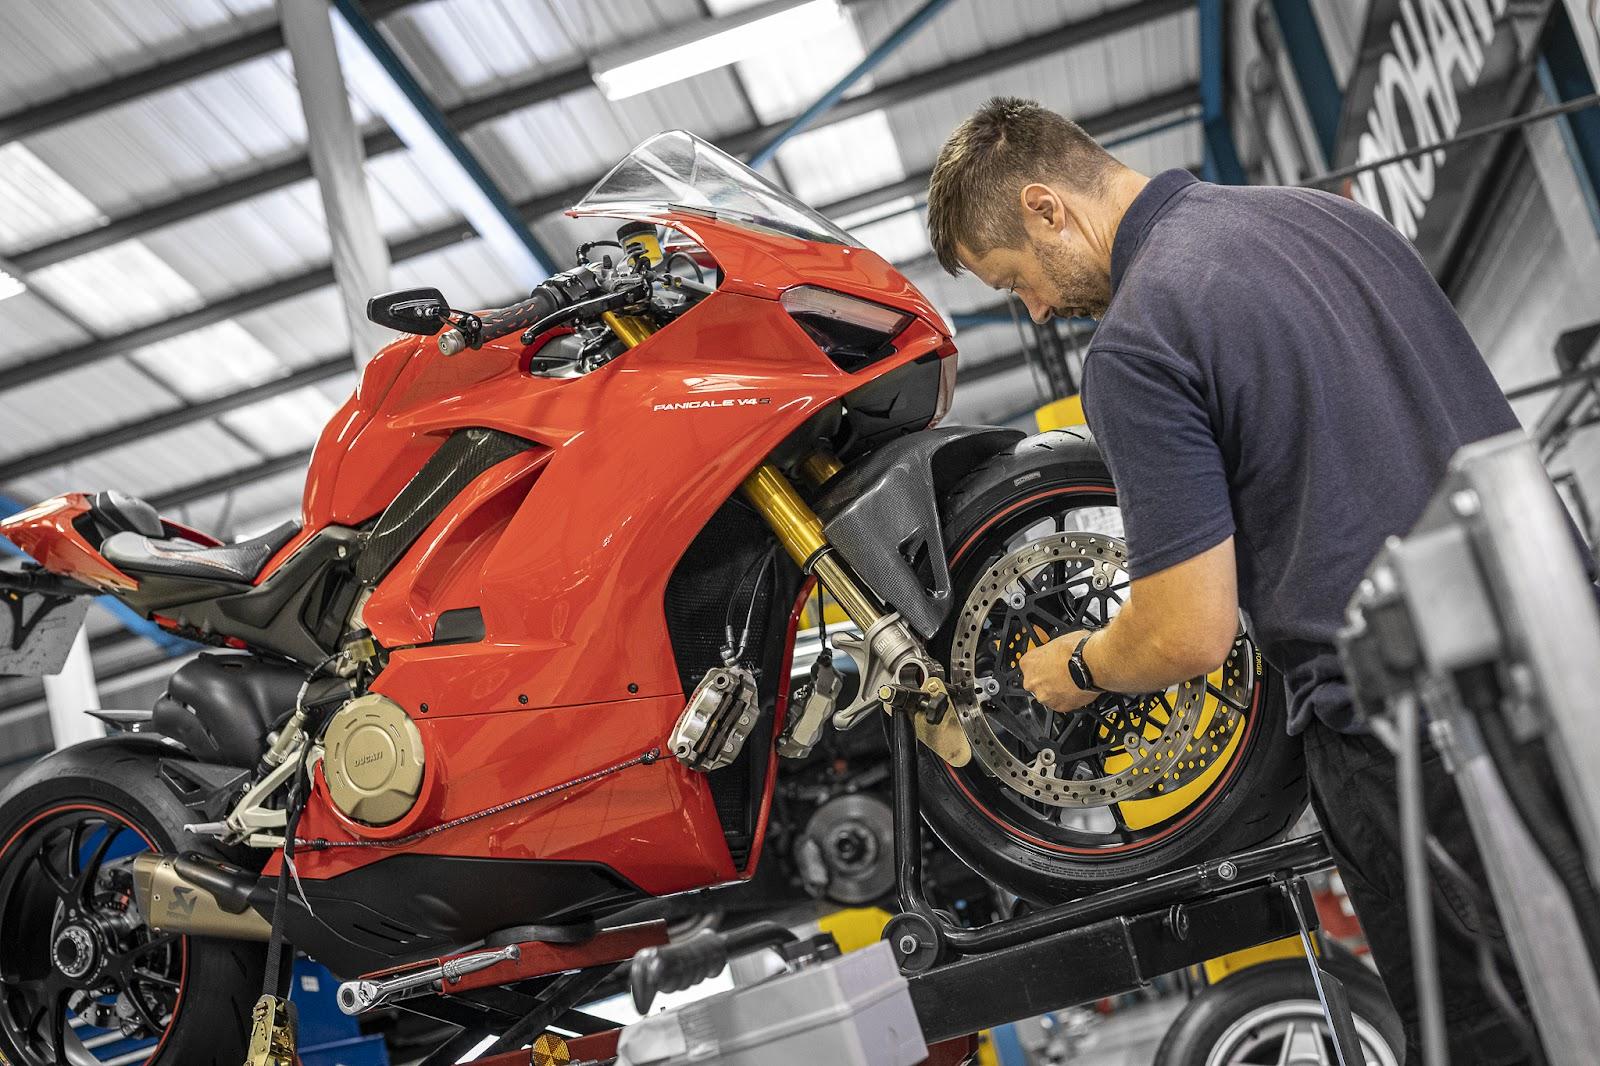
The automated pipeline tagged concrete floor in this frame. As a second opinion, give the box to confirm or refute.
[1012,994,1188,1066]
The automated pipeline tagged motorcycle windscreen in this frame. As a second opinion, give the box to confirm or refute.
[0,592,90,676]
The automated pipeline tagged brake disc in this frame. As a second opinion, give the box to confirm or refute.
[948,531,1247,808]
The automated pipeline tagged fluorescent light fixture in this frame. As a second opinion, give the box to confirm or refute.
[834,193,918,231]
[592,0,845,101]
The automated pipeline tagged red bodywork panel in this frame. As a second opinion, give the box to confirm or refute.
[16,213,954,907]
[0,494,137,591]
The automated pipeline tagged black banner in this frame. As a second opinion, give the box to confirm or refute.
[1334,0,1553,276]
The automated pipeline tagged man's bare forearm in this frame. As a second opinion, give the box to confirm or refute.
[1081,596,1216,694]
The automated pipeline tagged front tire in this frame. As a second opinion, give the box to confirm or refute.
[919,430,1307,902]
[0,739,263,1066]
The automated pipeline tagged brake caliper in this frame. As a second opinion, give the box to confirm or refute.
[669,665,760,772]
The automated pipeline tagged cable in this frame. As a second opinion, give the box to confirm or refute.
[1426,835,1544,1064]
[1302,93,1600,188]
[1472,693,1600,969]
[1395,690,1447,1066]
[723,547,776,665]
[665,250,705,282]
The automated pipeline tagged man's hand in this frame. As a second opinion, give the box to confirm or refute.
[1019,630,1097,713]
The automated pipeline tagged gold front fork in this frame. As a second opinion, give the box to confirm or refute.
[603,311,656,348]
[739,463,882,629]
[741,460,971,766]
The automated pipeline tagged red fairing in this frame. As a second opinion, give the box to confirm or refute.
[13,205,956,905]
[0,494,137,591]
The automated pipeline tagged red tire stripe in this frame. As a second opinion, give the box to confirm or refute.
[0,801,189,1064]
[943,485,1264,858]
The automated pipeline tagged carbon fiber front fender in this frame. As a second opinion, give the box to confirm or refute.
[816,426,1023,638]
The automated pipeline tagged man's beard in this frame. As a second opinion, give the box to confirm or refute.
[1033,236,1110,320]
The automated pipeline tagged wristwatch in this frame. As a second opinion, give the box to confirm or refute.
[1067,634,1102,693]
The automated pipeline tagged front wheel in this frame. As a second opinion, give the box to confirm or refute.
[0,739,263,1066]
[919,430,1307,902]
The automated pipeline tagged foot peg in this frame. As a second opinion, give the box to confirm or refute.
[242,995,297,1066]
[337,944,521,1015]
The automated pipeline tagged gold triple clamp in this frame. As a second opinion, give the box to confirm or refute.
[740,459,971,766]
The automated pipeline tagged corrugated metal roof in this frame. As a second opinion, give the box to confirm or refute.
[0,0,1205,691]
[0,0,274,110]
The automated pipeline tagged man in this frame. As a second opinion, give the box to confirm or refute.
[926,97,1532,1063]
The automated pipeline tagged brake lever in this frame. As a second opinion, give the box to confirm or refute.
[517,280,650,346]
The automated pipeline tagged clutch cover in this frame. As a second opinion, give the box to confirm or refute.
[322,693,426,826]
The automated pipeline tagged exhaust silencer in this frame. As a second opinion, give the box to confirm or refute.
[131,853,273,941]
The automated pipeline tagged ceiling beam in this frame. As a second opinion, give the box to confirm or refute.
[0,358,355,484]
[748,0,958,169]
[0,222,470,393]
[151,450,314,512]
[0,84,1196,396]
[0,0,427,146]
[816,85,1200,222]
[7,0,1192,274]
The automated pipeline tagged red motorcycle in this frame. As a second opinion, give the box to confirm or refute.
[0,131,1302,1065]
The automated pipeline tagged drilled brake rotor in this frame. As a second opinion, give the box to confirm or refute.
[949,531,1248,808]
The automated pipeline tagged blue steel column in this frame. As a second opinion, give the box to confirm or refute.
[749,0,958,169]
[1268,0,1342,165]
[1198,0,1247,184]
[1539,4,1600,235]
[329,0,559,279]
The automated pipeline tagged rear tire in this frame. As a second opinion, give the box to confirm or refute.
[919,430,1307,902]
[0,738,263,1066]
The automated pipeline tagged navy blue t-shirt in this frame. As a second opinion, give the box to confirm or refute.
[1081,170,1521,734]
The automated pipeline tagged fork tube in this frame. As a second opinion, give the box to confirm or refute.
[797,449,844,486]
[740,463,883,628]
[603,311,655,347]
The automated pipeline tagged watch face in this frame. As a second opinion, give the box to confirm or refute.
[1068,656,1090,689]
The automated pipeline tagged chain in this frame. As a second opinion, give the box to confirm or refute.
[296,748,662,851]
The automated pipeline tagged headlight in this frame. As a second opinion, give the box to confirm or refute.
[781,286,913,372]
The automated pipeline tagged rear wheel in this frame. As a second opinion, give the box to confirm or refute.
[920,431,1306,902]
[0,740,262,1066]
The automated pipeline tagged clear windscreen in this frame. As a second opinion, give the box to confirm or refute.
[574,130,860,247]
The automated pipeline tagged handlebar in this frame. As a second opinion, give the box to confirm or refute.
[476,289,563,346]
[438,266,608,355]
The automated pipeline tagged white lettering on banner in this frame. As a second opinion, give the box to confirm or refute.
[1350,0,1507,238]
[1564,0,1600,87]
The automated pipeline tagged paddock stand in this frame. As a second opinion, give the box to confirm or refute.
[369,708,1359,1065]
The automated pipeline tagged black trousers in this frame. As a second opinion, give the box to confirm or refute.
[1302,721,1534,1065]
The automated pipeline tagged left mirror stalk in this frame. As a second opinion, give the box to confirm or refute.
[367,288,449,334]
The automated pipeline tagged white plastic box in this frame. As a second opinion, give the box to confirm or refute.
[616,940,928,1066]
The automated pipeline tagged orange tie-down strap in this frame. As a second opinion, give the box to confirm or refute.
[473,1030,982,1065]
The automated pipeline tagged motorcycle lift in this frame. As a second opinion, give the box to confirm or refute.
[337,711,1354,1066]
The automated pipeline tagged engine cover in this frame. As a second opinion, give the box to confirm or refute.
[322,693,426,826]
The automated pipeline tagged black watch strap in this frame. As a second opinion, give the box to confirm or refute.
[1068,634,1101,692]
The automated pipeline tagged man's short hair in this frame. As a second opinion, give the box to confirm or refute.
[926,97,1120,275]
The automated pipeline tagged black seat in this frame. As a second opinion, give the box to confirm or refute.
[88,490,165,540]
[102,520,301,584]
